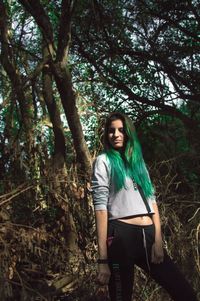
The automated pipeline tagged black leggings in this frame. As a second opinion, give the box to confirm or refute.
[107,219,197,301]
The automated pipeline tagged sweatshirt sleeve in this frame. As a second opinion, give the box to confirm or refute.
[91,154,110,211]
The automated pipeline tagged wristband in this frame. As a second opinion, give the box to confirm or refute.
[97,259,108,264]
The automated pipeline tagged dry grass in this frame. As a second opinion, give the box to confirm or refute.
[0,158,199,300]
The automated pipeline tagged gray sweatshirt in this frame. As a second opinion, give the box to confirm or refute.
[91,153,156,220]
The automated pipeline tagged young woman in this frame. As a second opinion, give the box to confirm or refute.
[91,112,197,301]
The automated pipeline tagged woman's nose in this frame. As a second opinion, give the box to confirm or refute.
[113,130,119,137]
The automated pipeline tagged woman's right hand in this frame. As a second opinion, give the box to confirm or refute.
[97,263,111,285]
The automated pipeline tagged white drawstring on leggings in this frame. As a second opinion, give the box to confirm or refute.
[142,228,150,272]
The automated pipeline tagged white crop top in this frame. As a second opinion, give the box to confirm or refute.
[91,153,156,220]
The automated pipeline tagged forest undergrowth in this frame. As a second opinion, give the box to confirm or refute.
[0,156,199,301]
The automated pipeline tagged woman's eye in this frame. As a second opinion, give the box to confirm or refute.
[108,128,115,134]
[108,128,124,134]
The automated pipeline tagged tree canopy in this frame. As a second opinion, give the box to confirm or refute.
[0,0,199,300]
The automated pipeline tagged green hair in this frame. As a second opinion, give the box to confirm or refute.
[103,112,154,198]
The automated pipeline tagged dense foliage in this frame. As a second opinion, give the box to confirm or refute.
[0,0,199,300]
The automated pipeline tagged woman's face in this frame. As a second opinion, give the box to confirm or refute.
[108,119,125,150]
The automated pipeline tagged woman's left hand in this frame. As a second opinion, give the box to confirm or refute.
[151,240,164,264]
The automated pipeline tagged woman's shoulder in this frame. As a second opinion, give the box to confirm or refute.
[93,152,110,169]
[95,152,107,162]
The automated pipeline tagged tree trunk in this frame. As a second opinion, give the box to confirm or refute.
[43,47,66,161]
[0,2,34,150]
[18,0,92,177]
[53,62,92,177]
